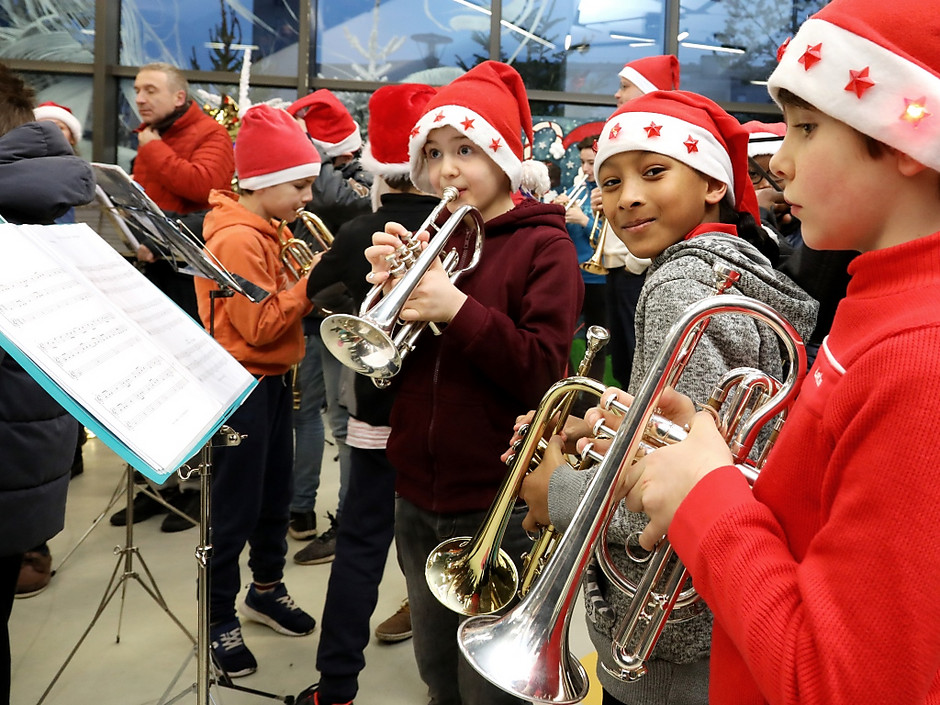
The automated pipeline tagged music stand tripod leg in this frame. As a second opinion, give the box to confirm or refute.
[36,463,196,705]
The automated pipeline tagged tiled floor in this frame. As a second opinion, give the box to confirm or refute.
[10,435,595,705]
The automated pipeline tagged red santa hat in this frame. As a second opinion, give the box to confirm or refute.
[235,104,321,190]
[408,60,543,194]
[768,0,940,172]
[742,120,787,157]
[360,83,437,179]
[33,101,82,143]
[287,89,362,158]
[593,90,760,224]
[618,55,681,94]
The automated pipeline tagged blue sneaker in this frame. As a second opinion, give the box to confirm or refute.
[239,582,317,636]
[210,619,257,678]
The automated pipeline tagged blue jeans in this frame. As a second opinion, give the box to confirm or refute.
[395,497,532,705]
[292,332,351,517]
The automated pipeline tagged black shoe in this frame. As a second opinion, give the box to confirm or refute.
[110,489,169,526]
[160,491,200,532]
[289,510,317,541]
[293,513,337,565]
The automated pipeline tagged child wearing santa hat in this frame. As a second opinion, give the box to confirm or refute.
[287,88,372,231]
[293,81,440,705]
[596,0,940,703]
[364,60,584,705]
[33,101,82,149]
[514,89,817,705]
[615,54,681,106]
[193,104,321,679]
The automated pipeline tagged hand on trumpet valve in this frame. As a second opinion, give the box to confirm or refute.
[365,221,467,324]
[619,403,732,551]
[518,434,565,533]
[500,409,592,465]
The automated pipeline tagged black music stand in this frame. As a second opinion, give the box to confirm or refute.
[26,190,275,704]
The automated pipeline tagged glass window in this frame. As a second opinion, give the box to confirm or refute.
[676,0,828,104]
[0,1,95,64]
[18,72,93,155]
[120,0,300,76]
[503,0,667,97]
[314,0,491,84]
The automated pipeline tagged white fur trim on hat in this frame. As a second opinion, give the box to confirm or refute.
[768,17,940,173]
[33,104,82,143]
[238,162,321,191]
[409,105,523,193]
[310,123,363,159]
[617,66,659,95]
[747,133,784,157]
[594,111,736,205]
[359,141,411,179]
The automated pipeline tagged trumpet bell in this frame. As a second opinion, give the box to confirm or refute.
[459,612,588,704]
[425,537,518,615]
[319,314,401,380]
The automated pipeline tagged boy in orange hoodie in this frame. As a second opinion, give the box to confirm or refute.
[194,104,320,678]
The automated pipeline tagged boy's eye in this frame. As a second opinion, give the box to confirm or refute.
[425,147,441,160]
[643,166,666,178]
[458,144,474,156]
[600,176,621,190]
[796,123,816,136]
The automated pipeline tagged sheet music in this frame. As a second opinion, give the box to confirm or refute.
[24,224,252,408]
[0,223,256,477]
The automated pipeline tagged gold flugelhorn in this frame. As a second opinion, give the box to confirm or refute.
[276,210,333,281]
[424,325,609,616]
[579,215,609,275]
[319,186,484,388]
[456,278,807,704]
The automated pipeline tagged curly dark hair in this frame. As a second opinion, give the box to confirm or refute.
[0,62,35,138]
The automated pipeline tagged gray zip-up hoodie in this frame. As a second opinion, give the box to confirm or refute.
[546,230,818,703]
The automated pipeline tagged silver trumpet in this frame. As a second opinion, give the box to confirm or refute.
[456,290,807,704]
[320,187,484,388]
[562,172,590,212]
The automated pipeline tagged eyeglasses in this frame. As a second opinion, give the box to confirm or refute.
[748,167,784,187]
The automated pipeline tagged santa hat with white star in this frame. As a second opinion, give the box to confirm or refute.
[593,90,760,224]
[768,0,940,172]
[408,60,545,195]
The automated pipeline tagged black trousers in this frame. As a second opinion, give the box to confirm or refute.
[315,446,397,704]
[605,267,645,389]
[209,375,293,624]
[0,553,23,705]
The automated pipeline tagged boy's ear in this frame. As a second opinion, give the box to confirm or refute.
[896,150,930,177]
[704,177,727,206]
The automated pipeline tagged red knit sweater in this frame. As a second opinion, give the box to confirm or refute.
[670,230,940,705]
[132,102,235,214]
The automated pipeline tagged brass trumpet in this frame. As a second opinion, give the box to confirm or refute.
[455,278,807,703]
[276,210,333,281]
[425,325,610,616]
[579,215,609,275]
[319,187,484,387]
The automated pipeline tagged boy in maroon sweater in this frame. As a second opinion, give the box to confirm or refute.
[599,1,940,703]
[365,61,583,705]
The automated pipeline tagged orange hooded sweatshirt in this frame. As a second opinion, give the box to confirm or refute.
[195,190,312,375]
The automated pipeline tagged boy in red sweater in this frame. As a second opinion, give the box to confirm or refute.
[604,1,940,703]
[194,104,320,678]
